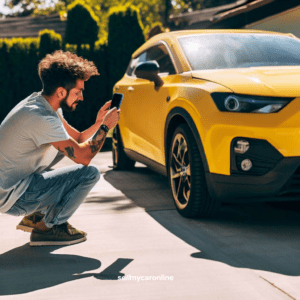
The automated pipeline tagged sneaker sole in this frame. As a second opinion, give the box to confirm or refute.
[16,225,33,233]
[29,236,87,246]
[17,225,87,236]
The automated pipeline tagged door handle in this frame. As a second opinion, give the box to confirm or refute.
[128,86,134,92]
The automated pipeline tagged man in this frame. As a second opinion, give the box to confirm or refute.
[0,50,120,246]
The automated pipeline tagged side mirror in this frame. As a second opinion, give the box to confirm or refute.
[135,61,164,90]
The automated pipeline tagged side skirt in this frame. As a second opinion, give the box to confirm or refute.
[124,149,167,177]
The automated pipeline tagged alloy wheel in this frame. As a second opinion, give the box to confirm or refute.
[170,133,191,210]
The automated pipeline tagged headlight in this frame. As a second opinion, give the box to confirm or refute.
[211,93,293,113]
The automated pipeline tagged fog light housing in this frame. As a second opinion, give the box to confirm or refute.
[241,159,252,171]
[234,140,249,154]
[231,137,283,176]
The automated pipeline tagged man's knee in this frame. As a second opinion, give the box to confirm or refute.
[86,165,101,183]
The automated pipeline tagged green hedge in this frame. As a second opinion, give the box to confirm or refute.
[63,43,110,131]
[0,5,145,132]
[0,38,41,123]
[39,29,62,59]
[0,37,108,131]
[65,1,99,53]
[107,5,145,92]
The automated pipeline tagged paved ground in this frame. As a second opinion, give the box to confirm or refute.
[1,151,300,300]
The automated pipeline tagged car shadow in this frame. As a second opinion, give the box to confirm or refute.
[0,243,133,295]
[101,166,174,212]
[104,166,300,277]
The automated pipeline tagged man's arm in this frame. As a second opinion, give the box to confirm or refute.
[51,107,119,166]
[61,119,101,143]
[60,101,111,143]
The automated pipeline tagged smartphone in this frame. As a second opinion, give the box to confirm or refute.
[111,93,124,109]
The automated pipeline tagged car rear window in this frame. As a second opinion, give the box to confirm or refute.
[178,33,300,70]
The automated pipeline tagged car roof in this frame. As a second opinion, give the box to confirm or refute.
[132,29,293,58]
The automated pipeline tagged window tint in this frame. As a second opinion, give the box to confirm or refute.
[126,43,176,76]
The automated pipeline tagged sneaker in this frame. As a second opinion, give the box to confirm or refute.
[30,223,87,246]
[17,212,87,236]
[16,212,44,232]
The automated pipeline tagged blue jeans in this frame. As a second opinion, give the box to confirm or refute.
[6,164,100,228]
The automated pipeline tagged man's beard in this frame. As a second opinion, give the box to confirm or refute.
[60,94,79,112]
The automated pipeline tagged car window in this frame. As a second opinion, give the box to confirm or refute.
[145,44,176,75]
[126,44,176,76]
[126,52,147,76]
[178,34,300,70]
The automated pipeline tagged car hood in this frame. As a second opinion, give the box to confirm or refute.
[191,66,300,97]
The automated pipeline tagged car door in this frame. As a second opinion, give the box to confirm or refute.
[118,43,177,165]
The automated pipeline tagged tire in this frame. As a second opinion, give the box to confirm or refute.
[112,126,135,170]
[168,124,220,218]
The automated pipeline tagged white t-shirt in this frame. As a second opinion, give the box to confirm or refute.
[0,92,70,213]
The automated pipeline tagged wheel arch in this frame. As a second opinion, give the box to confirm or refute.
[164,107,219,200]
[165,107,209,173]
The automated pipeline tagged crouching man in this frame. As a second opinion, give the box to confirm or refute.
[0,50,120,246]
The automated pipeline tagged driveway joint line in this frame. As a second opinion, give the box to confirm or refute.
[259,276,296,300]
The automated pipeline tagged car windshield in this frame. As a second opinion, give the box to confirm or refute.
[178,33,300,70]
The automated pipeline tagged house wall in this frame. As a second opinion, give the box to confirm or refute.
[245,5,300,38]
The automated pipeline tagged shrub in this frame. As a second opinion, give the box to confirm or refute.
[0,39,12,121]
[0,32,110,132]
[0,38,40,123]
[107,4,145,94]
[63,42,110,131]
[39,29,62,59]
[65,1,99,53]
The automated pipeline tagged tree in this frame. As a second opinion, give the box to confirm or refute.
[64,0,99,53]
[171,0,236,15]
[107,4,145,93]
[39,29,62,59]
[5,0,65,16]
[5,0,37,15]
[6,0,168,32]
[84,0,166,38]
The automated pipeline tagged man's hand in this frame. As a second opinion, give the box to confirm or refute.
[102,107,120,129]
[95,100,112,124]
[51,107,120,166]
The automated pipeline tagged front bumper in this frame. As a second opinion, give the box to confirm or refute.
[207,156,300,202]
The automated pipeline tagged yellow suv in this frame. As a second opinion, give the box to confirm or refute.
[112,30,300,218]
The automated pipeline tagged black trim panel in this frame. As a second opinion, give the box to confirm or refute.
[124,149,167,176]
[230,137,283,176]
[209,156,300,202]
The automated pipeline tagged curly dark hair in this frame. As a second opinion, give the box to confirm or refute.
[38,50,99,96]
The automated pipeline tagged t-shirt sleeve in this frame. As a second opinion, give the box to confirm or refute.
[26,113,70,147]
[57,108,64,117]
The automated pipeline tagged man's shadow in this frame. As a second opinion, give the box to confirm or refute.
[0,243,133,295]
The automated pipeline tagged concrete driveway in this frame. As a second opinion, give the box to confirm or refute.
[0,151,299,299]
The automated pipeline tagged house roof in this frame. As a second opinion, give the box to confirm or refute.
[169,0,300,30]
[168,0,248,29]
[0,14,66,39]
[244,4,300,29]
[209,0,300,28]
[210,0,274,25]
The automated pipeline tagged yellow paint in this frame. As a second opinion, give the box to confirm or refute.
[115,30,300,176]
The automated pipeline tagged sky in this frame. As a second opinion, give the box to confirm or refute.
[0,0,14,15]
[0,0,58,15]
